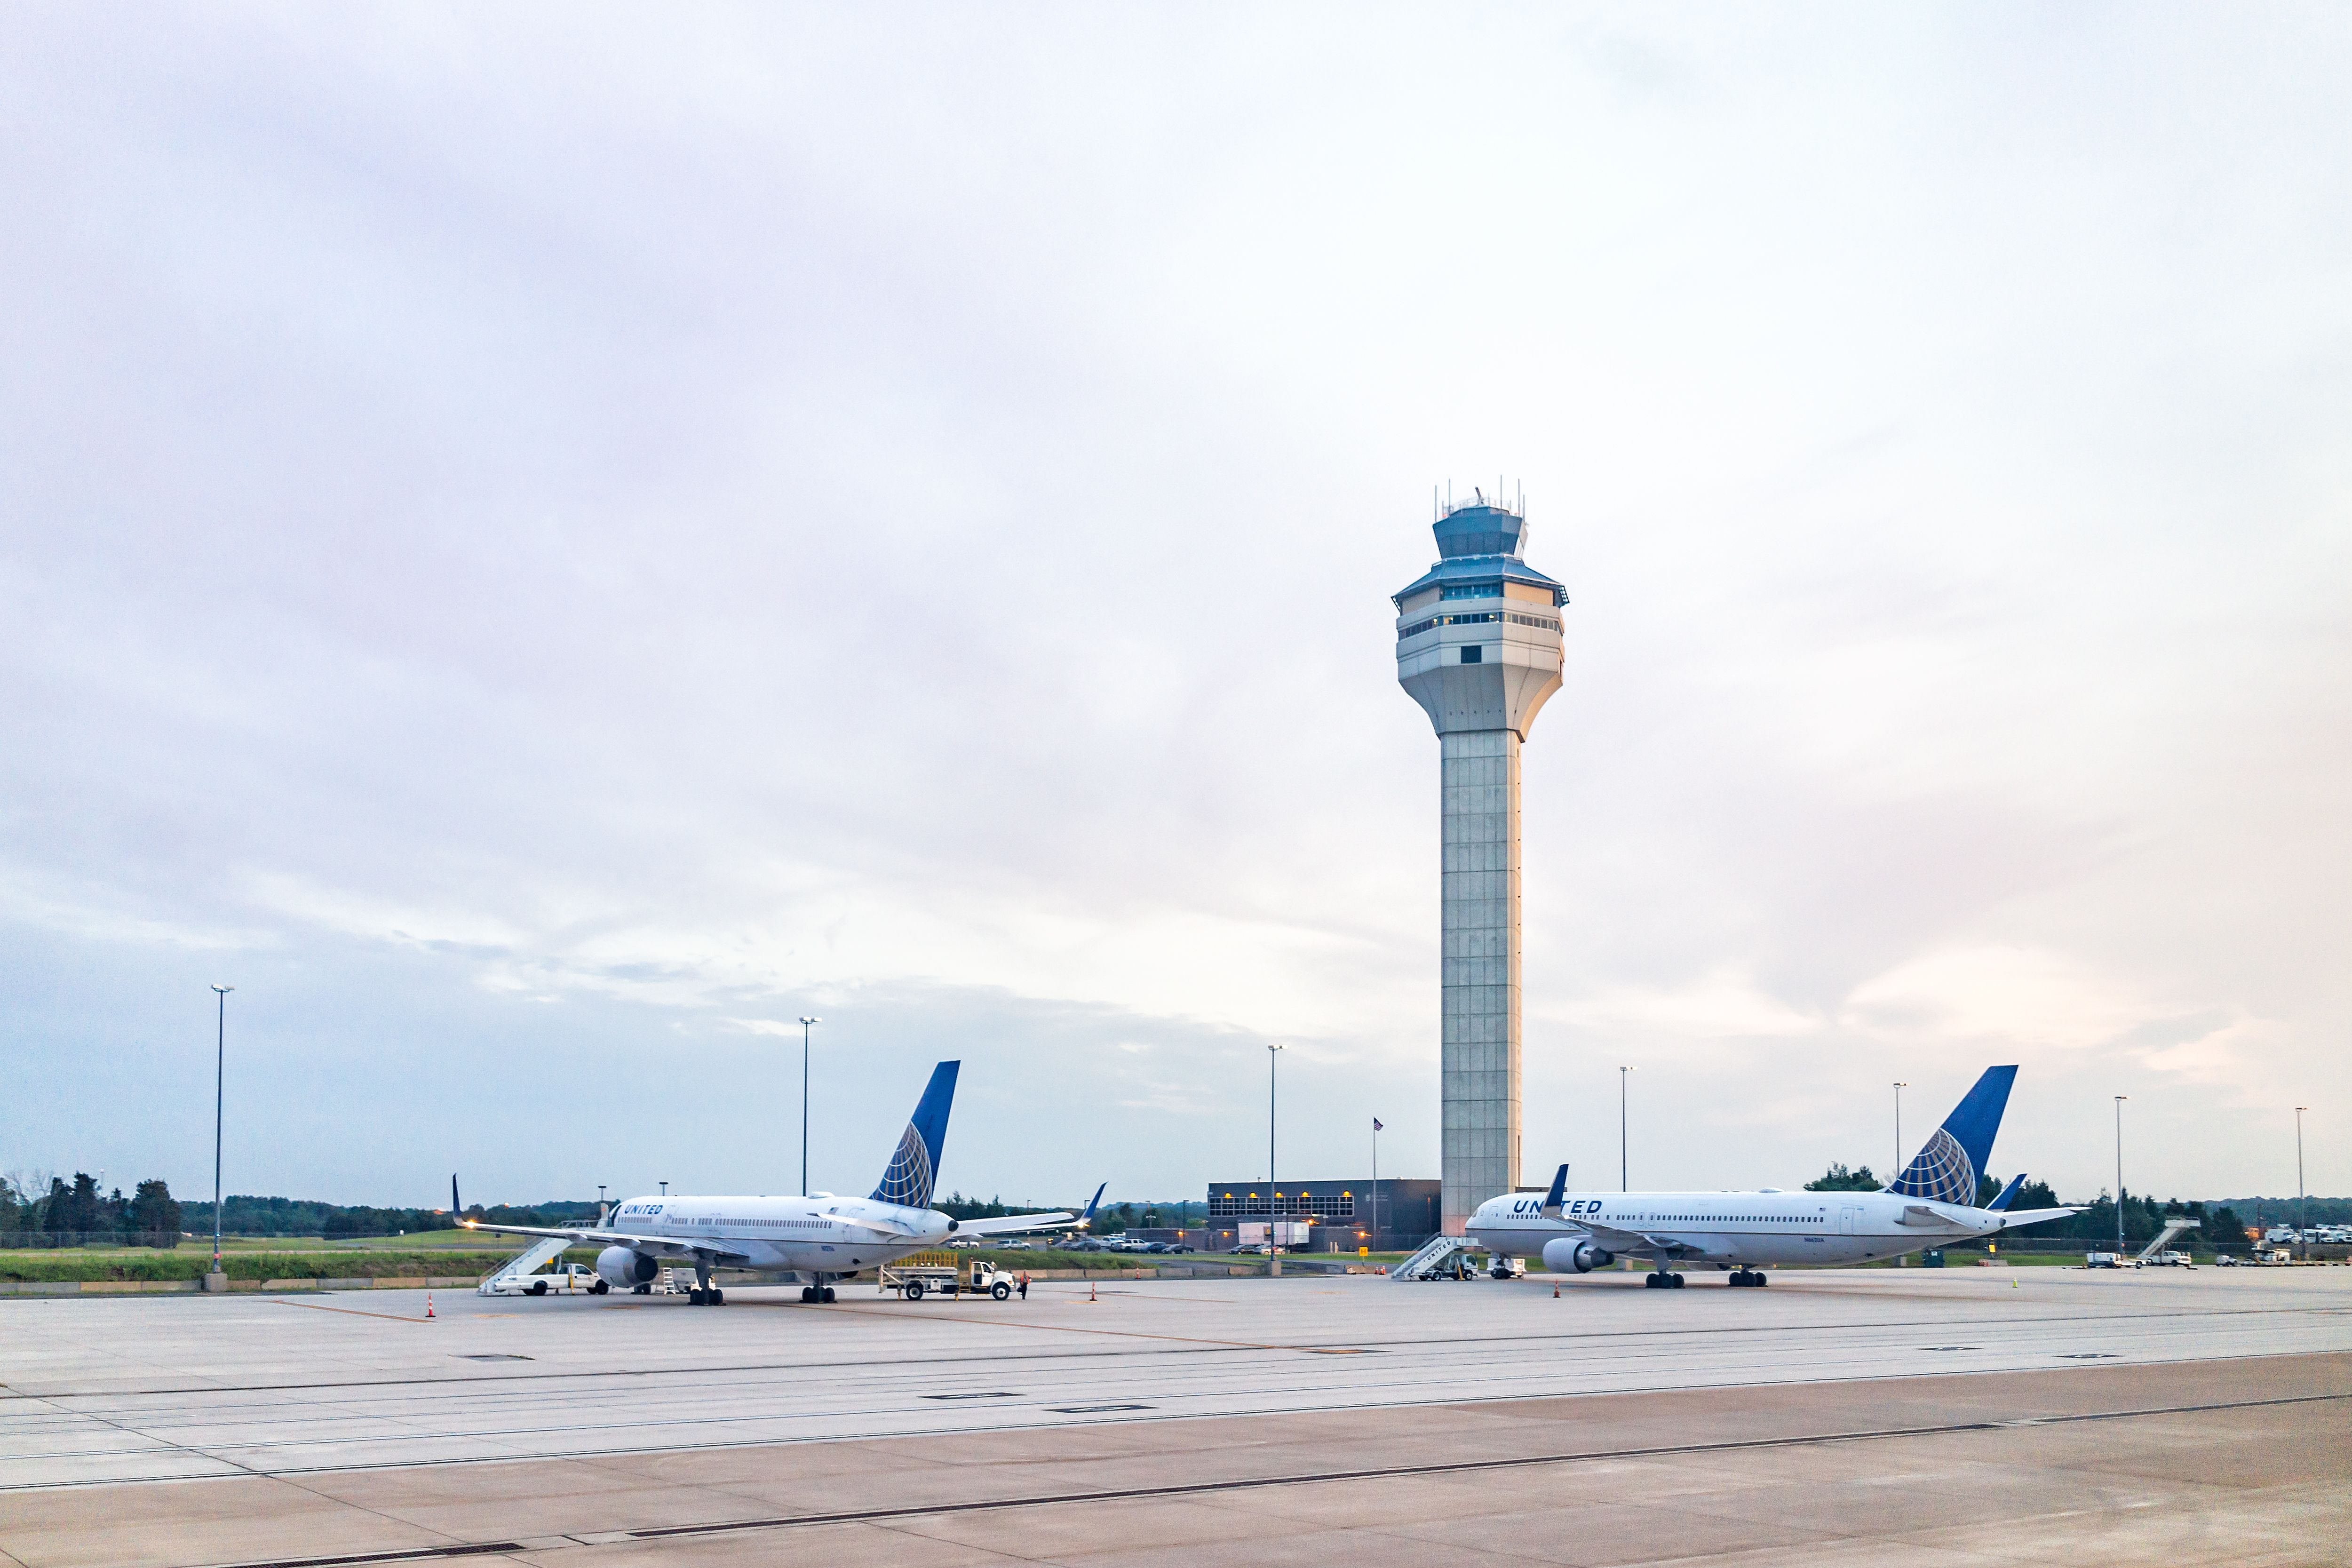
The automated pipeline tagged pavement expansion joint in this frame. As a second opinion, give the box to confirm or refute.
[169,1388,2352,1568]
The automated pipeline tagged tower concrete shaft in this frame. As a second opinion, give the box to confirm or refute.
[1393,498,1565,1234]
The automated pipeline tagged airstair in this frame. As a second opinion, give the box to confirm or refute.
[2135,1216,2201,1262]
[1391,1234,1475,1281]
[475,1235,571,1297]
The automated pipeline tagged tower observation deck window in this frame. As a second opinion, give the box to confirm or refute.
[1440,581,1503,600]
[1397,611,1502,639]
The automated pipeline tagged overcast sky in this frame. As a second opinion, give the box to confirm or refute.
[4,5,2346,1212]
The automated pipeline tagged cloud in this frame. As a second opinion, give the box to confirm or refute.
[2,7,2347,1206]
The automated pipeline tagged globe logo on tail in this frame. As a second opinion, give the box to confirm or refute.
[1889,1126,1975,1206]
[873,1123,935,1209]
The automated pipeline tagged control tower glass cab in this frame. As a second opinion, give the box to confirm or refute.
[1392,497,1567,1234]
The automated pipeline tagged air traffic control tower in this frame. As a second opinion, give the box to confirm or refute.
[1392,493,1567,1234]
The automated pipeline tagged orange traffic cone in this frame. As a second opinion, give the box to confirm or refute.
[1089,1279,1098,1303]
[1554,1284,1560,1298]
[425,1293,435,1320]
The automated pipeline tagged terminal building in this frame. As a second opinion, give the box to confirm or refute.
[1196,1178,1439,1253]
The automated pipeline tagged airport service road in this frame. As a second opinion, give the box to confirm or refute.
[1,1266,2349,1491]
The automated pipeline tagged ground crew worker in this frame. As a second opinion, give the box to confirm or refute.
[1017,1271,1030,1300]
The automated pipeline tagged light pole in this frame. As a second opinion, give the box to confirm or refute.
[659,1181,668,1196]
[2295,1106,2309,1261]
[597,1184,607,1222]
[798,1017,821,1196]
[1619,1067,1634,1191]
[1892,1082,1908,1184]
[1266,1044,1285,1184]
[210,986,232,1277]
[1266,1044,1287,1269]
[1371,1116,1383,1250]
[2114,1096,2129,1256]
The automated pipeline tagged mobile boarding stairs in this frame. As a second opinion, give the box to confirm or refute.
[1391,1234,1515,1281]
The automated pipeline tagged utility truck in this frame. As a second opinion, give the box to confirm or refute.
[881,1258,1018,1301]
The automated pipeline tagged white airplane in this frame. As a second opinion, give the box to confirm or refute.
[1468,1065,2081,1288]
[455,1060,1103,1305]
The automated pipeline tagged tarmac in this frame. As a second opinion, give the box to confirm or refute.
[3,1264,2347,1566]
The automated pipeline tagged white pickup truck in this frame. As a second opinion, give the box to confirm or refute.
[485,1262,609,1297]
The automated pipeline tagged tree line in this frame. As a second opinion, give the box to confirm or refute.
[1,1172,600,1244]
[1,1172,184,1243]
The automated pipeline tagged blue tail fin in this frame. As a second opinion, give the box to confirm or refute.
[1987,1173,2026,1212]
[1078,1182,1106,1228]
[871,1061,958,1208]
[1887,1066,2016,1205]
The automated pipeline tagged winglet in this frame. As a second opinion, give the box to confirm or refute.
[451,1175,470,1227]
[1541,1162,1569,1219]
[1077,1182,1106,1229]
[1987,1173,2026,1212]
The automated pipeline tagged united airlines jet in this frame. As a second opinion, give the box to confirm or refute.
[455,1061,1100,1305]
[1468,1066,2079,1288]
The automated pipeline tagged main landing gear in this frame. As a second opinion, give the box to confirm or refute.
[799,1285,837,1304]
[1644,1270,1685,1289]
[1728,1269,1770,1288]
[688,1260,724,1306]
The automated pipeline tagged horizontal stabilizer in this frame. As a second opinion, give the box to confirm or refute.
[957,1210,1076,1237]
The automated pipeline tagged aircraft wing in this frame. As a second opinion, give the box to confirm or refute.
[456,1219,755,1264]
[1992,1207,2081,1229]
[1569,1218,1705,1258]
[956,1210,1077,1237]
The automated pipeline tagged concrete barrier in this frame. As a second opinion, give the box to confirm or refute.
[0,1275,488,1298]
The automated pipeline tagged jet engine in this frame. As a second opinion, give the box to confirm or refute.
[1542,1237,1613,1274]
[596,1246,659,1289]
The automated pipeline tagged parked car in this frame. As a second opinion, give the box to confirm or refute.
[2145,1250,2194,1268]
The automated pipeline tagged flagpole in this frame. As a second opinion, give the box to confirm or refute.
[1371,1118,1381,1250]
